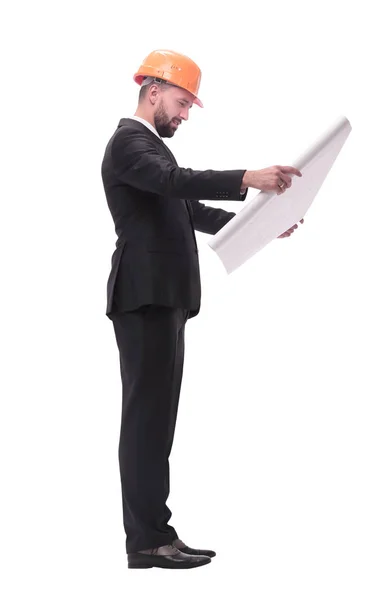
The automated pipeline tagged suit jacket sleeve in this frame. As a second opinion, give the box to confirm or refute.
[110,128,247,202]
[189,186,249,235]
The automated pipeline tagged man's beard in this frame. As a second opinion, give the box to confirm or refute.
[154,100,176,138]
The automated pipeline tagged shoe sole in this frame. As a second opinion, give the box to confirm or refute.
[128,556,211,569]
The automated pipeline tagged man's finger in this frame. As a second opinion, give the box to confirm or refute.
[280,166,302,177]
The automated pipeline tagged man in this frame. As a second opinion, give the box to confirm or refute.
[101,49,302,570]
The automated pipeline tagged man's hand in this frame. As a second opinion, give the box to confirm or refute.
[278,218,304,238]
[242,166,302,194]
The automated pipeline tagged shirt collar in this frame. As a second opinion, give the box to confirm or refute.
[128,116,162,140]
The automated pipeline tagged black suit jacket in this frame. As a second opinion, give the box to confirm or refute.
[101,118,248,320]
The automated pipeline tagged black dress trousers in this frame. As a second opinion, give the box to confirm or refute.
[111,304,190,554]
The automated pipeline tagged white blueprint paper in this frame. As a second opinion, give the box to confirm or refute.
[208,115,352,274]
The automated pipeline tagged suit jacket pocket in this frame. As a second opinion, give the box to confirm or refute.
[146,237,185,254]
[146,236,197,254]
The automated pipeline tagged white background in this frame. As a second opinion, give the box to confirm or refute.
[1,0,366,598]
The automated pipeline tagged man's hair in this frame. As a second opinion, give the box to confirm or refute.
[138,77,175,104]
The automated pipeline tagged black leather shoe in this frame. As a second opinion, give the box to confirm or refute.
[172,538,216,558]
[174,544,216,558]
[127,545,211,569]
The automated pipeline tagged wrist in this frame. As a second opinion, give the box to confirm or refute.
[241,170,253,190]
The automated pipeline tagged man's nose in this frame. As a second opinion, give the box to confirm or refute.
[179,108,189,121]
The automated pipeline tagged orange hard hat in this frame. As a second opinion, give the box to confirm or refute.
[133,49,203,108]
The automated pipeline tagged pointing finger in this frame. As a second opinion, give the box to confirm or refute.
[280,166,302,177]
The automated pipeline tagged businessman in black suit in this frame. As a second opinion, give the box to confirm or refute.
[101,72,302,569]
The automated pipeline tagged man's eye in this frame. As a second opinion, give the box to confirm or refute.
[179,101,185,106]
